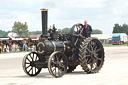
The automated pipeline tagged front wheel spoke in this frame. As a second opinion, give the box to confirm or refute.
[52,67,56,72]
[33,53,34,59]
[59,63,65,70]
[29,54,33,61]
[25,62,30,64]
[58,68,60,76]
[59,57,63,62]
[55,67,57,75]
[35,67,36,73]
[51,60,57,65]
[56,56,60,63]
[92,63,96,69]
[26,58,31,62]
[26,65,31,69]
[28,67,32,73]
[35,55,38,61]
[32,67,33,74]
[52,67,57,75]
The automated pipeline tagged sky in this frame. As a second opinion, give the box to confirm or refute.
[0,0,128,34]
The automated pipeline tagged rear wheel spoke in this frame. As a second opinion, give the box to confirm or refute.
[86,48,92,53]
[95,56,102,61]
[86,55,91,57]
[95,48,101,52]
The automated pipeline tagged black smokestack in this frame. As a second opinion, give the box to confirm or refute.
[40,9,48,35]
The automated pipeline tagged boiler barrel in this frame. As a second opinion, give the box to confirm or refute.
[36,41,66,55]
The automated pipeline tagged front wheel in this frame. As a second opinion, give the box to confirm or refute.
[22,52,42,76]
[48,51,68,78]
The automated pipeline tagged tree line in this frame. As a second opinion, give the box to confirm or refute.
[0,30,8,37]
[113,23,128,35]
[1,21,127,37]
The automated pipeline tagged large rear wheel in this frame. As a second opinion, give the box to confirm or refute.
[79,37,105,73]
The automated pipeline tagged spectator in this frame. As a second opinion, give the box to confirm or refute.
[15,43,19,52]
[3,44,7,52]
[12,43,16,52]
[0,41,2,53]
[0,45,2,54]
[9,43,12,52]
[23,43,28,51]
[6,44,9,52]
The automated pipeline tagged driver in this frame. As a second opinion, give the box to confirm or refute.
[84,20,92,37]
[78,24,88,37]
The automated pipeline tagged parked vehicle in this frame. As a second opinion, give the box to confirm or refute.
[112,33,128,45]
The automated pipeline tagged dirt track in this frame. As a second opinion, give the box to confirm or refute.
[0,47,128,85]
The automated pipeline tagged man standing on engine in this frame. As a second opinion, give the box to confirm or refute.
[84,20,92,37]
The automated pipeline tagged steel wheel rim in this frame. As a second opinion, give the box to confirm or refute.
[86,39,104,72]
[48,51,67,78]
[22,52,41,76]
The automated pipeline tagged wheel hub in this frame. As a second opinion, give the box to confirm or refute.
[30,62,35,67]
[91,52,97,59]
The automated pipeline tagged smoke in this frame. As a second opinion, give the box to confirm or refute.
[43,0,63,8]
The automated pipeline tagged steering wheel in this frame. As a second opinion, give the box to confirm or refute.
[69,23,85,49]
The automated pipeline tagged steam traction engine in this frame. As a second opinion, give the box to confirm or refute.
[22,9,105,78]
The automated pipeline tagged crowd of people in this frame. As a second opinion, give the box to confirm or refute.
[0,41,35,54]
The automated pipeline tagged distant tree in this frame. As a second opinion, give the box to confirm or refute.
[12,21,29,37]
[122,23,128,35]
[29,31,42,35]
[0,30,8,37]
[113,23,122,33]
[113,23,128,35]
[92,29,102,34]
[60,28,71,34]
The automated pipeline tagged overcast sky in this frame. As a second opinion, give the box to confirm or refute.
[0,0,128,34]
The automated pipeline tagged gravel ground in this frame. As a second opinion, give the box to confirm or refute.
[0,47,128,85]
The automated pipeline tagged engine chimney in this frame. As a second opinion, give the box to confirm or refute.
[40,9,48,36]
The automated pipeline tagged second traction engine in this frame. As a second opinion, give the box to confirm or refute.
[22,9,105,78]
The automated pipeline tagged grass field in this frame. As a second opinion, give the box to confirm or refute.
[103,44,128,47]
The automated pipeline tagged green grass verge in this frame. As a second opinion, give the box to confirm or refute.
[103,44,128,47]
